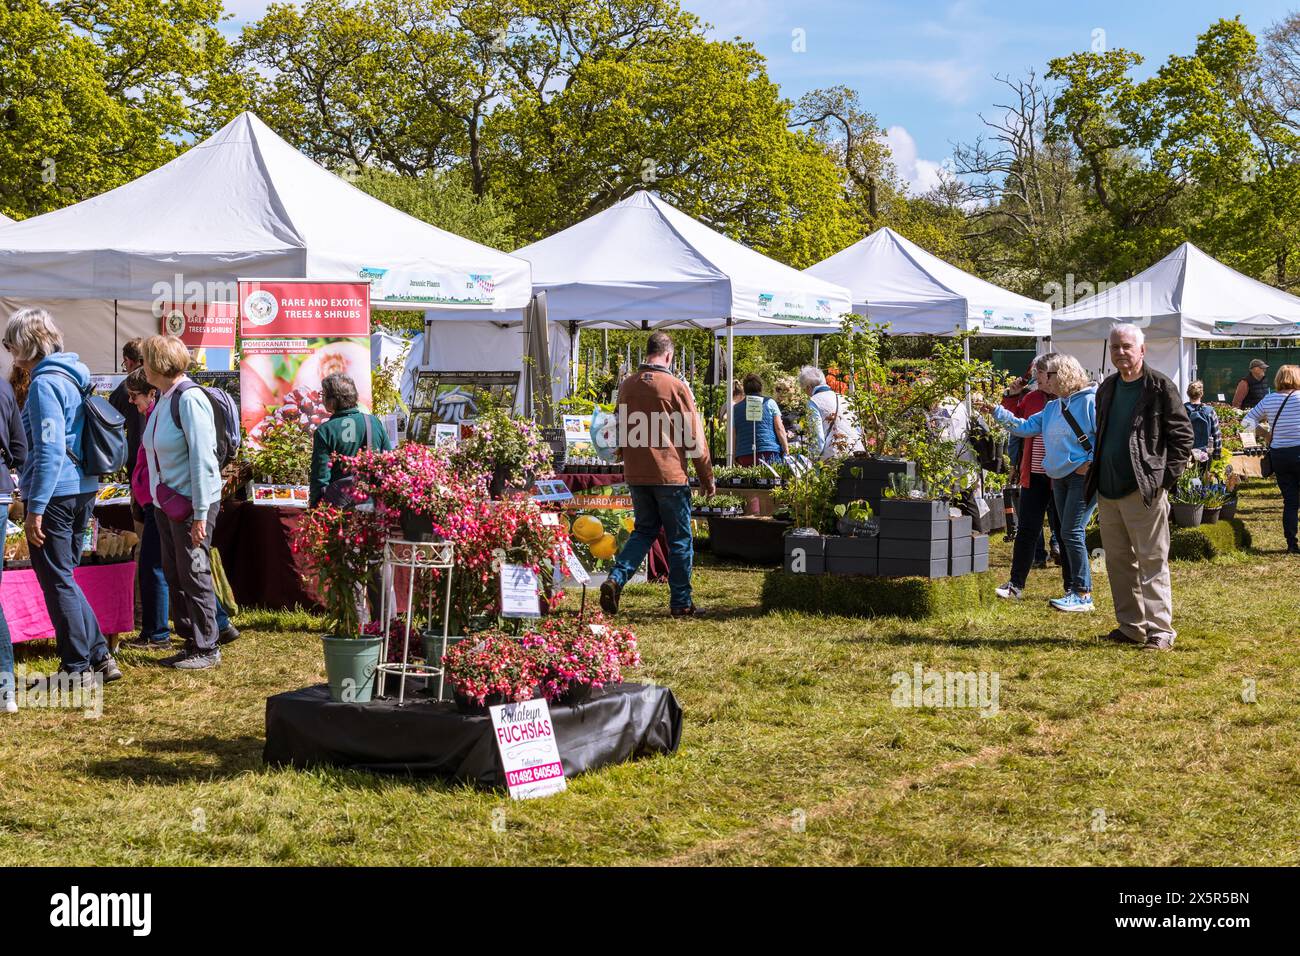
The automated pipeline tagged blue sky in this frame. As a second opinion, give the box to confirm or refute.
[222,0,1298,191]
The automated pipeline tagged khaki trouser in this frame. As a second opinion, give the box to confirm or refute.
[1098,489,1175,644]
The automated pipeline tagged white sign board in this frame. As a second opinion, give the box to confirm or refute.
[490,698,567,800]
[745,394,765,422]
[500,563,541,618]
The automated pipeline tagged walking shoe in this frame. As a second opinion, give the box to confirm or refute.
[2,694,15,714]
[93,657,123,683]
[1031,558,1048,569]
[670,604,709,618]
[599,578,623,615]
[218,625,241,645]
[1050,592,1095,613]
[995,582,1024,600]
[122,635,172,650]
[1003,530,1017,542]
[1140,634,1175,652]
[159,649,192,668]
[1102,627,1144,645]
[172,650,221,670]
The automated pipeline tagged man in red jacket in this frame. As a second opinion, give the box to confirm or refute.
[996,360,1067,600]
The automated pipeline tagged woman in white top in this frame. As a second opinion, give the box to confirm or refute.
[1243,364,1300,554]
[798,366,861,459]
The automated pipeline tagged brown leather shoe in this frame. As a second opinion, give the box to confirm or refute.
[670,604,707,618]
[1102,628,1143,645]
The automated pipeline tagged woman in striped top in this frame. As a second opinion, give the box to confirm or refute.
[1243,364,1300,554]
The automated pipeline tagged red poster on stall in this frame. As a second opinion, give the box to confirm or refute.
[158,302,237,349]
[238,280,370,338]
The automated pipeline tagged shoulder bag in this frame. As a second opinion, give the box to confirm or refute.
[1260,392,1295,479]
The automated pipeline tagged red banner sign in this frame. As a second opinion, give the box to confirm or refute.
[158,302,237,349]
[238,280,370,337]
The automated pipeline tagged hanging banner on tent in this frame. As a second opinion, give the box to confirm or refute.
[1213,319,1300,337]
[976,310,1038,334]
[158,301,238,349]
[238,279,369,337]
[238,279,372,446]
[757,291,837,324]
[359,266,497,307]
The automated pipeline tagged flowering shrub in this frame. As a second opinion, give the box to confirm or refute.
[449,401,554,491]
[348,442,482,522]
[292,504,388,637]
[442,614,640,705]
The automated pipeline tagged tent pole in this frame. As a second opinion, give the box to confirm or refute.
[569,321,579,397]
[726,318,735,468]
[812,335,821,367]
[962,327,972,416]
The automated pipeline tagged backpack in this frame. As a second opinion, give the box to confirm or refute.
[171,380,240,467]
[35,366,127,477]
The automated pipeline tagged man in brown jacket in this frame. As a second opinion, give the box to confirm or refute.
[600,331,715,617]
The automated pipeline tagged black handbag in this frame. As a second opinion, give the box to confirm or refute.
[1260,392,1294,479]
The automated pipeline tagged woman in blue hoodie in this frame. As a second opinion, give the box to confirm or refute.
[3,309,120,680]
[981,353,1099,613]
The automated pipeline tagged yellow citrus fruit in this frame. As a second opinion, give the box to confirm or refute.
[589,533,618,560]
[620,516,635,533]
[572,515,604,544]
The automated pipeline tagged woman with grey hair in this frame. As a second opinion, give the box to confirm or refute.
[3,308,120,684]
[800,365,860,458]
[308,373,392,507]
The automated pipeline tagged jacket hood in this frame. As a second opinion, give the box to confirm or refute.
[1065,384,1098,405]
[35,351,91,388]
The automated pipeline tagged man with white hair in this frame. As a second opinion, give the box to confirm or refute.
[1086,324,1194,651]
[799,366,860,458]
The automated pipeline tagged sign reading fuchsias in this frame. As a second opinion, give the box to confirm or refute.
[489,698,567,800]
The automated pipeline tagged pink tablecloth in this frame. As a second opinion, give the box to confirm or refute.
[1,562,137,644]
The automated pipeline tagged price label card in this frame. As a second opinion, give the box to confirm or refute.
[745,394,765,422]
[540,512,560,526]
[490,698,567,800]
[563,546,591,584]
[500,563,541,617]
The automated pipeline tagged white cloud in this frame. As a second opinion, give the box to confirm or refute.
[883,125,948,196]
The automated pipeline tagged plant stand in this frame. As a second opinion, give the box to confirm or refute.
[376,538,456,707]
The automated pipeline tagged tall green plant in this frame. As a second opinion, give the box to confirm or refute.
[774,460,838,532]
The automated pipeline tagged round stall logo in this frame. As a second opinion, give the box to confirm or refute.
[243,290,279,327]
[163,309,186,337]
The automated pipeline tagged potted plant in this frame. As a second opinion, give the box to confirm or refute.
[522,613,640,705]
[774,459,838,535]
[1170,466,1205,528]
[244,416,312,487]
[292,504,389,703]
[441,632,547,714]
[1199,482,1227,524]
[833,499,876,536]
[449,400,555,497]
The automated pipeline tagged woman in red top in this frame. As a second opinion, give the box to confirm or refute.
[997,359,1068,600]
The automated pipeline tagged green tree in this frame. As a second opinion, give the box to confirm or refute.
[352,168,517,249]
[0,0,238,217]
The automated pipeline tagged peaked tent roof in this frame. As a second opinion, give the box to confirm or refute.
[494,190,850,329]
[0,212,12,225]
[0,112,530,310]
[1052,242,1300,340]
[800,227,1051,337]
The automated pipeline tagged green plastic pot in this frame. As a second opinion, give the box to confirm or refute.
[321,635,383,703]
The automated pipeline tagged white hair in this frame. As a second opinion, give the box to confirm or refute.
[798,366,825,390]
[3,308,63,362]
[1109,323,1145,346]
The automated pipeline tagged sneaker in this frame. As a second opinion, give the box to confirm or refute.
[1051,592,1095,613]
[1102,627,1144,645]
[172,650,221,670]
[93,657,123,683]
[218,625,241,645]
[995,582,1024,600]
[670,604,708,618]
[1141,634,1175,652]
[122,636,172,650]
[2,693,16,714]
[160,649,192,668]
[599,578,623,615]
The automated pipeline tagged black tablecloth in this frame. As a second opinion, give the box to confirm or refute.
[263,682,682,785]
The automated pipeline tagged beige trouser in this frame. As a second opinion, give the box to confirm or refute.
[1097,489,1175,644]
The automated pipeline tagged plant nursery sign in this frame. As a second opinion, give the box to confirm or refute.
[500,563,542,618]
[489,698,567,800]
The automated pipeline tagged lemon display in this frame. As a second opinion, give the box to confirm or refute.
[589,533,618,560]
[571,515,604,544]
[620,515,636,533]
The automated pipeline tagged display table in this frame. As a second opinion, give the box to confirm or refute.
[97,499,321,612]
[2,562,136,644]
[557,472,669,582]
[707,516,791,565]
[263,681,683,785]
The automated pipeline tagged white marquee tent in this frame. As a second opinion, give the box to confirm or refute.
[0,212,12,225]
[0,111,533,371]
[1050,241,1300,392]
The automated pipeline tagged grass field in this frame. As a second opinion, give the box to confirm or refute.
[2,481,1298,866]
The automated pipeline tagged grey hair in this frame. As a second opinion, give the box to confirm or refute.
[320,372,359,411]
[3,308,63,362]
[1109,323,1145,346]
[798,366,825,390]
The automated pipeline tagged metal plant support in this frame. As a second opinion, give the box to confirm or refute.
[376,538,455,706]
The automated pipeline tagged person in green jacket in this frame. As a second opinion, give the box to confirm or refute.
[308,373,393,507]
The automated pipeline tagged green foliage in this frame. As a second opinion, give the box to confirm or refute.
[761,568,996,619]
[1086,516,1249,560]
[352,168,517,250]
[772,460,837,532]
[245,418,314,484]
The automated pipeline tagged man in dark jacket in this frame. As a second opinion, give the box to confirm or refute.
[1087,324,1194,651]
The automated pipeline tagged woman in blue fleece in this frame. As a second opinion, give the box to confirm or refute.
[3,309,120,681]
[982,353,1099,613]
[140,335,224,670]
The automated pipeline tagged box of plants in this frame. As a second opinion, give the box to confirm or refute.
[691,492,745,516]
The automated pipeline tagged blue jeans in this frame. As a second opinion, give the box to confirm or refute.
[29,491,109,673]
[1271,445,1300,550]
[141,504,230,643]
[1053,471,1097,594]
[608,485,694,609]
